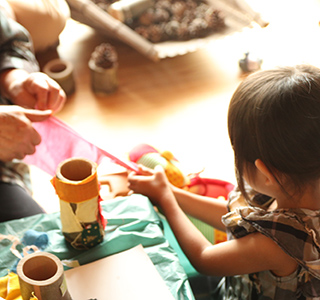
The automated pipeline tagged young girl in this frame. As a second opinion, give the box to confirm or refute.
[128,64,320,299]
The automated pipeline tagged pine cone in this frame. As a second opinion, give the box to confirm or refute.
[90,43,118,69]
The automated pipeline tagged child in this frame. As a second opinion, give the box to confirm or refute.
[128,64,320,299]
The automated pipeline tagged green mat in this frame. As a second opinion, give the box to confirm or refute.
[0,194,195,300]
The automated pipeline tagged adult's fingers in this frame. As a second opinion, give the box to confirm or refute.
[23,108,53,122]
[24,73,66,112]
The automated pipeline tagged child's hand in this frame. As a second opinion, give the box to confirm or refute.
[128,165,175,208]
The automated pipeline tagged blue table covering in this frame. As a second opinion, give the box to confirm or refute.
[0,194,195,300]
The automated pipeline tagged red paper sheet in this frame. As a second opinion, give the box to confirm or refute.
[24,116,139,176]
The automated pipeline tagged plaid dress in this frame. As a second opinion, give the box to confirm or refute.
[0,8,40,192]
[220,186,320,299]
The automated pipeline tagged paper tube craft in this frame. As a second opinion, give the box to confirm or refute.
[17,251,72,300]
[24,116,138,248]
[52,157,106,249]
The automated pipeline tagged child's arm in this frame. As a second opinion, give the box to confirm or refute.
[128,166,298,277]
[171,185,228,232]
[162,198,297,277]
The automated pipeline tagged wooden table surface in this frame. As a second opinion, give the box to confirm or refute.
[33,0,320,212]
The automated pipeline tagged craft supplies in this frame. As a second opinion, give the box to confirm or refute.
[64,245,175,300]
[17,252,72,300]
[43,58,75,96]
[51,157,106,249]
[89,43,118,94]
[24,116,139,176]
[129,143,189,188]
[185,175,234,244]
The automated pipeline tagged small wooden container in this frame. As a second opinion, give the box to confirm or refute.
[89,43,118,94]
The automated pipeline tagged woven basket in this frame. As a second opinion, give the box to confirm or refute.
[66,0,268,60]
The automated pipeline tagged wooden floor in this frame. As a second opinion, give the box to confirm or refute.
[32,0,320,213]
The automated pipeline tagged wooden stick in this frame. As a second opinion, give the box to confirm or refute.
[233,0,269,27]
[67,0,159,61]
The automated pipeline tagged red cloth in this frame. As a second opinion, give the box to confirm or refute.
[24,116,138,176]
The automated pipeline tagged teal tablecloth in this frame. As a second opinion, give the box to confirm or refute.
[0,194,194,300]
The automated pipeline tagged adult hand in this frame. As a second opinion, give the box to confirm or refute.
[0,105,52,161]
[1,69,66,113]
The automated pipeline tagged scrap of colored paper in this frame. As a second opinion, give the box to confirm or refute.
[24,116,138,176]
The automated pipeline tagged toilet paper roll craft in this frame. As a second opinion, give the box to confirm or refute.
[89,43,118,94]
[128,143,189,188]
[43,58,75,96]
[51,157,106,250]
[239,52,262,73]
[17,251,72,300]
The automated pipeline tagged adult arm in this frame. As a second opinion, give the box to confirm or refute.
[0,9,66,111]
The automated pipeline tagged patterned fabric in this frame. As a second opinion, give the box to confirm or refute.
[221,186,320,299]
[0,160,32,193]
[0,8,39,192]
[0,8,39,74]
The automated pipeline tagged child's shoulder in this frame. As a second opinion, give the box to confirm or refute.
[224,204,320,281]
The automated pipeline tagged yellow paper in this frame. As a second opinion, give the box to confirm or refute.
[59,200,83,233]
[75,197,99,223]
[0,272,22,300]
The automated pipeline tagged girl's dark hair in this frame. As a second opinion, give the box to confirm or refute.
[228,64,320,198]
